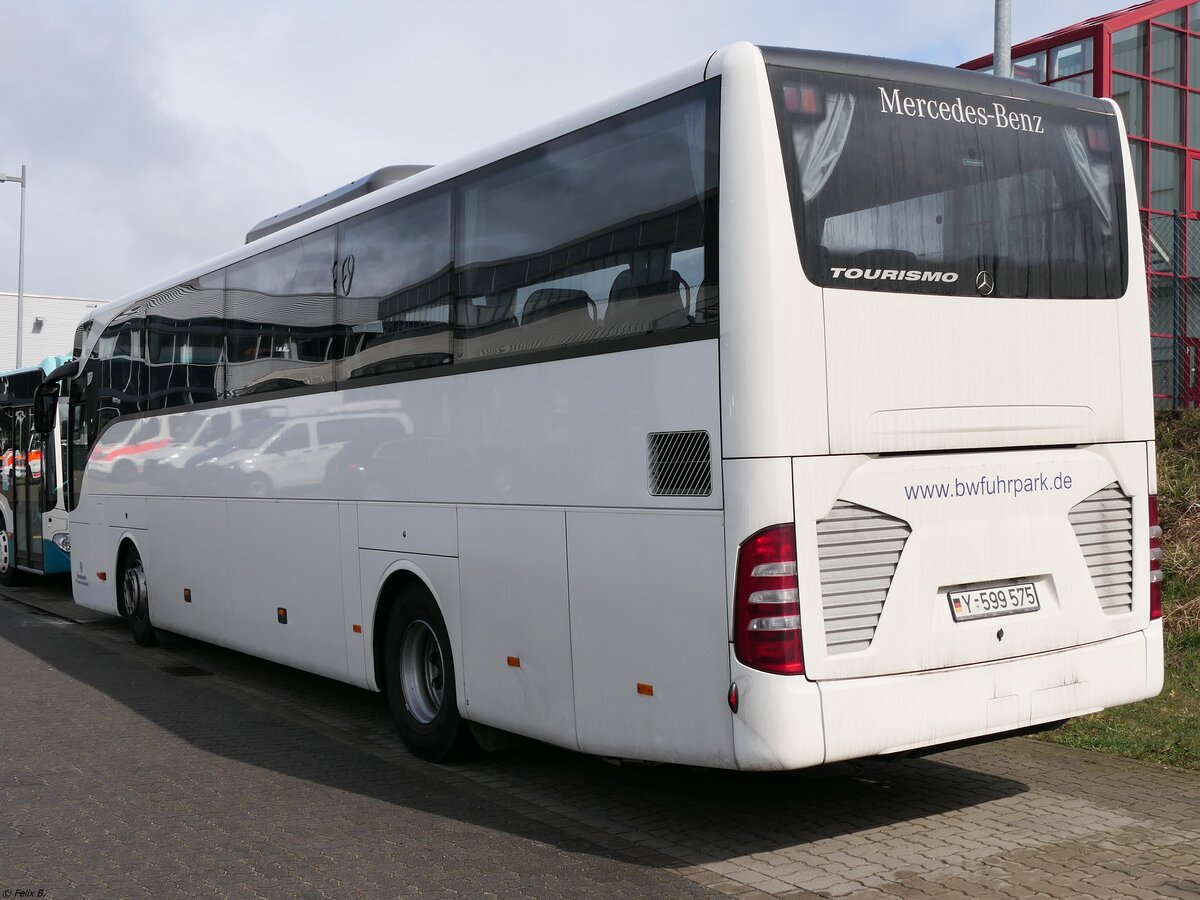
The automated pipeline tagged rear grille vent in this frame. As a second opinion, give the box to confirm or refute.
[816,502,911,655]
[1069,483,1133,615]
[647,431,712,496]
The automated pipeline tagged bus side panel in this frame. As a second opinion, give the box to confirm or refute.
[146,497,231,643]
[567,509,733,766]
[337,502,368,690]
[68,512,121,617]
[458,506,578,749]
[225,499,348,681]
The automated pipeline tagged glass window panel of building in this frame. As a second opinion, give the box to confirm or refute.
[1011,52,1046,83]
[1050,41,1092,79]
[1152,83,1185,144]
[1114,75,1147,136]
[1153,25,1185,82]
[1151,146,1183,212]
[1114,24,1148,74]
[1129,139,1147,201]
[1155,8,1188,28]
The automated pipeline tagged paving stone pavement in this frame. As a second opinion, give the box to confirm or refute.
[1,580,1198,899]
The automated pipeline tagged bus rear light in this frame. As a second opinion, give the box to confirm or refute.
[750,561,796,577]
[748,614,802,631]
[734,524,804,675]
[1149,494,1163,621]
[747,588,799,605]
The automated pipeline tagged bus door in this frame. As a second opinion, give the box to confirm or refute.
[11,407,43,570]
[0,405,12,549]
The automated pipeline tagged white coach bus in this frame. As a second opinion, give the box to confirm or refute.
[36,43,1162,769]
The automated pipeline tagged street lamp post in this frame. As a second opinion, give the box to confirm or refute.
[0,166,26,368]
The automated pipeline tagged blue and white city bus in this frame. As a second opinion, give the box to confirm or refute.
[1,355,72,584]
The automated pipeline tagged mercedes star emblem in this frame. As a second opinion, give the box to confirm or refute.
[976,270,994,296]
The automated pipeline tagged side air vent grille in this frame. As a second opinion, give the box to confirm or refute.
[816,502,911,655]
[1069,483,1133,615]
[647,431,712,497]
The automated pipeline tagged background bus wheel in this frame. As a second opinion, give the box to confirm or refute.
[384,584,476,762]
[0,518,22,587]
[120,547,157,647]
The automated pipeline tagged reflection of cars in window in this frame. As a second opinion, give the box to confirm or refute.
[193,413,413,496]
[90,417,174,482]
[325,434,498,498]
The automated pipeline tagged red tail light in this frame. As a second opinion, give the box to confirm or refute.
[1149,494,1163,621]
[734,524,804,675]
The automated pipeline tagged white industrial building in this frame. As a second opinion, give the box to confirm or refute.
[0,291,101,370]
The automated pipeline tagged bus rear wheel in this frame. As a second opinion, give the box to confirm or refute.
[384,584,475,762]
[0,517,22,587]
[120,546,157,648]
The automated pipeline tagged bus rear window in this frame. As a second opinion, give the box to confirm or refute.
[768,66,1128,299]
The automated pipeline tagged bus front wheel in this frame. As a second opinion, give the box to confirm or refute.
[384,584,475,762]
[120,546,157,648]
[0,517,22,587]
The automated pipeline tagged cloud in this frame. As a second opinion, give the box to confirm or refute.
[0,0,1119,306]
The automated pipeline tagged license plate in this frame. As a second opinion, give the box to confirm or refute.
[948,582,1040,622]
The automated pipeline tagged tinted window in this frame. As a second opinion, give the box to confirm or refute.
[769,67,1128,299]
[227,228,336,396]
[146,270,226,409]
[94,303,146,416]
[456,82,718,361]
[336,191,452,380]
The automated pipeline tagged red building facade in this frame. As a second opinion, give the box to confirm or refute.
[963,0,1200,406]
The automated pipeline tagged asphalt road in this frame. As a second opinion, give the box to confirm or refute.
[1,579,1198,899]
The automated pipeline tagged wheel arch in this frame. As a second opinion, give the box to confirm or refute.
[115,531,148,608]
[116,531,145,572]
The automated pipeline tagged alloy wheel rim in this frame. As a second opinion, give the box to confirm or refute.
[399,619,444,724]
[122,565,145,618]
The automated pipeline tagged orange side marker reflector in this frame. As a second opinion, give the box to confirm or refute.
[352,624,362,634]
[507,656,521,668]
[97,572,107,582]
[277,608,288,624]
[183,589,192,604]
[637,683,654,696]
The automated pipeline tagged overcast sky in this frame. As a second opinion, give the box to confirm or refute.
[0,0,1110,305]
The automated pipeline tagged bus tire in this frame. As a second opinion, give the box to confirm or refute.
[384,583,476,762]
[120,545,157,648]
[0,516,22,587]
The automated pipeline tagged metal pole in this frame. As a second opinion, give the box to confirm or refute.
[15,164,25,369]
[994,0,1012,78]
[1174,212,1183,410]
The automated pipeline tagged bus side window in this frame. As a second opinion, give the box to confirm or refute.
[227,228,337,396]
[336,192,453,381]
[456,80,719,361]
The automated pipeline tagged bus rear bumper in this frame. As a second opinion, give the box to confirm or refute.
[730,622,1163,770]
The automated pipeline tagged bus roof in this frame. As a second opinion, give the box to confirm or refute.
[759,46,1115,115]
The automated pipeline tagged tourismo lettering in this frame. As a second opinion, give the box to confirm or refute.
[830,267,960,283]
[878,87,1045,134]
